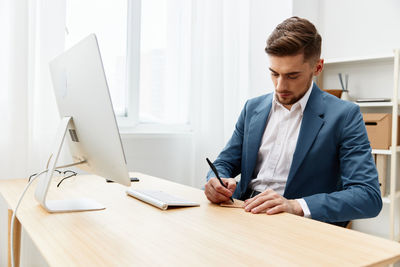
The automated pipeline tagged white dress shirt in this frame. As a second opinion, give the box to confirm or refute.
[248,82,314,218]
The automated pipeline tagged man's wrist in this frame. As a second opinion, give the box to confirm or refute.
[290,199,304,216]
[295,198,311,218]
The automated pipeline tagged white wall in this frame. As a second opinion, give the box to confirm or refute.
[292,0,320,27]
[319,0,400,59]
[121,133,195,186]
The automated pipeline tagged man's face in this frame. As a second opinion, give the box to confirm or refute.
[268,53,323,109]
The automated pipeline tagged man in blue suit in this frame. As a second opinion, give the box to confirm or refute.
[204,17,382,227]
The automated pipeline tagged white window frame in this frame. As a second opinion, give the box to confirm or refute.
[117,0,193,134]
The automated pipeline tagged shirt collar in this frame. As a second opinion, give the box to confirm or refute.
[272,81,314,113]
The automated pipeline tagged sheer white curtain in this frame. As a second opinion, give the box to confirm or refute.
[189,0,292,188]
[0,0,66,265]
[190,0,250,188]
[0,0,66,180]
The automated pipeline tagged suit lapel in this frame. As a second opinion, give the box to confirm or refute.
[242,95,272,193]
[284,85,325,195]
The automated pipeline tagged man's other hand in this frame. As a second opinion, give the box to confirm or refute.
[243,189,304,216]
[204,178,236,204]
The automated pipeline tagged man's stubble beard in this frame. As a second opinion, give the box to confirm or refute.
[276,74,313,106]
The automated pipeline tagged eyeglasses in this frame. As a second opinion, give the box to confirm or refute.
[28,169,78,187]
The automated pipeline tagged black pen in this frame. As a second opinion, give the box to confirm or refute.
[206,158,234,203]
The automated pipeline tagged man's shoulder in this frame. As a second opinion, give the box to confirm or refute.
[245,93,272,110]
[319,90,358,113]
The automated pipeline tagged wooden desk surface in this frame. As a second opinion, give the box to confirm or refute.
[1,172,400,266]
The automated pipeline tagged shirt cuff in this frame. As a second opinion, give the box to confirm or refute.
[296,198,311,218]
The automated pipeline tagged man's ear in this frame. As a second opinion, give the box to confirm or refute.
[313,59,324,76]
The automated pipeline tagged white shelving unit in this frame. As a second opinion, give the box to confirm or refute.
[356,102,395,107]
[371,146,400,155]
[323,50,400,241]
[324,54,394,64]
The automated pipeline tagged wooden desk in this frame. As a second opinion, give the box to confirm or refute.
[1,172,400,266]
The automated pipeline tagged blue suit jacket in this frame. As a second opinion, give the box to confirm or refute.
[207,84,382,225]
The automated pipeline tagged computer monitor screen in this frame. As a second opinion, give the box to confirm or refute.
[50,34,130,185]
[34,34,131,212]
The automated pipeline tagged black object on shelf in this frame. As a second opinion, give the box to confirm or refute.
[106,177,140,183]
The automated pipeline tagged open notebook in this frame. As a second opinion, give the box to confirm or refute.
[126,189,200,210]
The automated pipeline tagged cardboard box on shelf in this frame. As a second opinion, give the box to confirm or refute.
[362,113,400,149]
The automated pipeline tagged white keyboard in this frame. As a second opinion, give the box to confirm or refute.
[126,189,200,210]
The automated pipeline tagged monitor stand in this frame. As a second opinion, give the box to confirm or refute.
[34,116,105,213]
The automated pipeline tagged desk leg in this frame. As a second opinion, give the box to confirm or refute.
[8,209,21,267]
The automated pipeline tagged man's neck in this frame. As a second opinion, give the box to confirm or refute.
[283,104,293,110]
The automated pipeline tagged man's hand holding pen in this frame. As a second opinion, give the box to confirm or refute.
[204,177,237,203]
[204,159,302,216]
[205,158,235,203]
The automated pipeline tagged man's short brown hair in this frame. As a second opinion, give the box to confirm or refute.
[265,16,321,63]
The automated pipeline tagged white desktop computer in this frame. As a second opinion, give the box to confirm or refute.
[34,34,131,212]
[35,34,199,213]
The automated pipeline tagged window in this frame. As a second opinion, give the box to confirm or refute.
[66,0,128,116]
[65,0,192,131]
